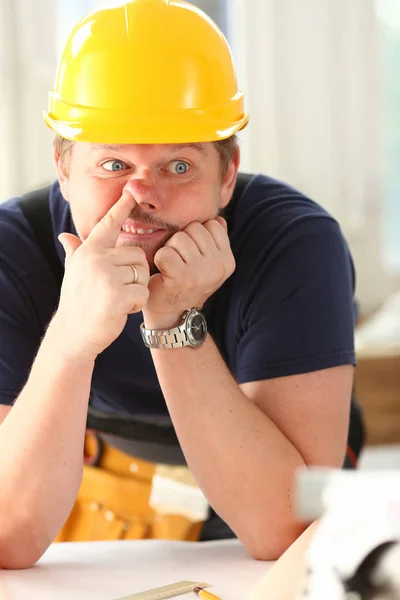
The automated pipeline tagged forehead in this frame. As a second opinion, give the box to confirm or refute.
[87,142,211,157]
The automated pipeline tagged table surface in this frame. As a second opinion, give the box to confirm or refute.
[0,539,271,600]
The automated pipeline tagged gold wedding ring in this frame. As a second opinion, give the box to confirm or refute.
[130,264,139,284]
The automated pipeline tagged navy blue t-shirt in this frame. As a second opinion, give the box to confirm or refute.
[0,174,357,442]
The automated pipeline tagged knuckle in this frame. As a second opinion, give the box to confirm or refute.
[85,250,103,269]
[130,286,149,312]
[134,247,147,262]
[155,246,175,268]
[184,222,200,235]
[128,248,148,270]
[101,212,115,227]
[137,284,150,302]
[204,220,217,233]
[167,231,186,246]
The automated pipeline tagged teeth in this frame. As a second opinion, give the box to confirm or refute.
[121,225,154,234]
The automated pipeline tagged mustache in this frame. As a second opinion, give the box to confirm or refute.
[126,208,179,233]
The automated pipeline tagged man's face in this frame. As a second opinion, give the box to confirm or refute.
[56,142,239,271]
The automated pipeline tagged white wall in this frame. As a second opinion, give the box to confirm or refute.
[0,0,398,313]
[228,0,400,314]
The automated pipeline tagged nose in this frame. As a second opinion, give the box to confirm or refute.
[123,170,161,212]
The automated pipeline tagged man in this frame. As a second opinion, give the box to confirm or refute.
[0,0,362,569]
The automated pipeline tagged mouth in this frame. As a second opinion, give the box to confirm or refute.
[121,224,163,235]
[118,215,178,245]
[119,221,169,243]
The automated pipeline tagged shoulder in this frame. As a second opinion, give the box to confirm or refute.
[0,184,65,330]
[223,173,355,317]
[229,173,352,267]
[0,181,68,279]
[0,194,44,277]
[230,173,338,235]
[212,175,356,382]
[0,183,65,325]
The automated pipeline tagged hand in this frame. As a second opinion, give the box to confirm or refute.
[144,217,235,326]
[53,191,150,361]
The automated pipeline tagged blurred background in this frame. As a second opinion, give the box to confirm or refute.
[0,0,399,454]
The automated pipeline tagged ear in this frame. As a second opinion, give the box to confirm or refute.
[53,145,70,202]
[220,146,241,209]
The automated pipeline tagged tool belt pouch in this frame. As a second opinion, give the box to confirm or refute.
[55,433,209,542]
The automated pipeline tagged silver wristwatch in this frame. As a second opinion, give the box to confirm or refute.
[140,308,207,349]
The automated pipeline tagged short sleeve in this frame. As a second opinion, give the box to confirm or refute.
[0,258,47,404]
[235,216,356,383]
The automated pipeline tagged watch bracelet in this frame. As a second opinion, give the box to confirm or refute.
[140,325,189,348]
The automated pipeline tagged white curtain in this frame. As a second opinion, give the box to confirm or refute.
[0,0,57,201]
[0,0,19,200]
[228,0,396,313]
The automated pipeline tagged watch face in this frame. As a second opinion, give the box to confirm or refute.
[187,310,207,346]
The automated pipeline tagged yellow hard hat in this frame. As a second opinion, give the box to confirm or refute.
[44,0,249,144]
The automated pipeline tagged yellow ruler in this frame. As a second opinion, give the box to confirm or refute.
[114,581,210,600]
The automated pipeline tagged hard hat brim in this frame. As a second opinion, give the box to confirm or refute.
[44,111,249,144]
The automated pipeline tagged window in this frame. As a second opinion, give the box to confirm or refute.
[190,0,227,33]
[57,0,96,56]
[376,0,400,271]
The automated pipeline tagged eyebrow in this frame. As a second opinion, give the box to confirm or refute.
[89,142,208,155]
[167,143,208,156]
[90,144,126,152]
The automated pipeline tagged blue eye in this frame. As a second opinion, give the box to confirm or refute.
[102,160,127,172]
[169,160,190,175]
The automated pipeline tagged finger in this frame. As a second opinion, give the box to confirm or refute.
[182,222,216,256]
[86,190,137,249]
[204,220,236,277]
[111,246,148,269]
[58,233,82,269]
[121,263,150,287]
[215,216,228,231]
[203,219,231,252]
[154,246,186,278]
[164,231,201,264]
[123,285,150,314]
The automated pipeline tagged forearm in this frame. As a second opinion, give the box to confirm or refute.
[0,316,94,568]
[0,194,150,568]
[148,335,306,559]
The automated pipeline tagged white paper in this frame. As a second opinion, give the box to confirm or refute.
[0,539,271,600]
